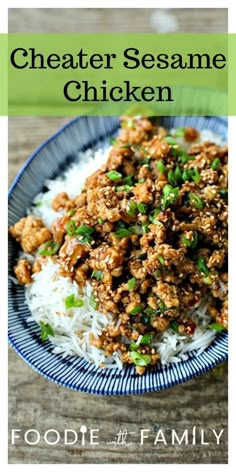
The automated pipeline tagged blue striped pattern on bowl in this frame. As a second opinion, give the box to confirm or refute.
[8,116,228,395]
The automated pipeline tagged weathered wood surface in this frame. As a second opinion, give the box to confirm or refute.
[9,8,227,33]
[8,117,228,464]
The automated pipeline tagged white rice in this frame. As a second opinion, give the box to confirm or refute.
[25,129,225,369]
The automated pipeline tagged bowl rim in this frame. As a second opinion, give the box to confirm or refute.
[8,115,228,395]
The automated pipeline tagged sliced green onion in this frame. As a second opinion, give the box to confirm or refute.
[158,301,166,313]
[129,225,142,236]
[163,136,178,145]
[191,231,199,249]
[120,144,132,149]
[129,304,143,315]
[208,322,225,332]
[127,118,135,129]
[137,252,147,260]
[106,170,123,181]
[110,137,118,145]
[182,169,191,182]
[39,240,60,256]
[115,185,132,193]
[129,342,139,351]
[158,255,165,265]
[123,175,134,186]
[178,152,195,164]
[89,293,98,310]
[149,208,161,223]
[169,320,179,333]
[174,165,182,184]
[75,225,94,236]
[197,256,209,276]
[127,277,136,291]
[144,306,157,316]
[141,224,149,234]
[91,270,103,281]
[167,169,176,187]
[211,158,221,170]
[34,201,42,207]
[191,168,201,183]
[219,189,228,199]
[138,178,146,184]
[173,127,185,138]
[67,208,76,216]
[181,236,192,247]
[139,333,153,345]
[65,294,84,309]
[40,321,55,342]
[115,228,132,238]
[157,160,166,173]
[98,218,105,224]
[137,202,147,214]
[127,200,137,217]
[189,193,204,209]
[203,275,212,285]
[130,351,152,367]
[66,219,76,236]
[162,185,179,210]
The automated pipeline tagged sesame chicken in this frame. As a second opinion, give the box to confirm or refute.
[9,117,228,374]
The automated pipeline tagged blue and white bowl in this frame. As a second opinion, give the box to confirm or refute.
[8,116,228,395]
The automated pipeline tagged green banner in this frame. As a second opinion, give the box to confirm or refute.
[0,33,232,115]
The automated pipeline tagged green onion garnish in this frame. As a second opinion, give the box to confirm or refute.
[130,351,152,367]
[65,294,84,309]
[67,208,76,216]
[162,184,179,210]
[141,224,149,234]
[106,170,122,181]
[197,256,209,276]
[138,178,146,184]
[91,270,103,281]
[211,158,221,170]
[89,293,98,310]
[137,202,147,214]
[129,225,143,235]
[115,185,132,193]
[167,170,176,187]
[66,219,76,236]
[157,161,166,173]
[191,168,201,183]
[98,218,105,224]
[123,175,134,186]
[149,208,161,223]
[39,241,60,256]
[173,127,185,138]
[75,225,94,236]
[110,137,118,145]
[127,118,135,129]
[127,277,136,291]
[34,201,42,207]
[181,236,192,247]
[129,304,143,315]
[40,321,55,342]
[169,320,179,333]
[178,152,195,164]
[158,256,165,265]
[191,231,199,249]
[208,322,225,332]
[189,193,204,209]
[115,228,132,238]
[163,136,177,145]
[127,201,137,217]
[219,189,228,199]
[139,333,153,345]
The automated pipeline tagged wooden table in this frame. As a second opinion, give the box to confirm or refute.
[8,8,228,465]
[8,116,228,465]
